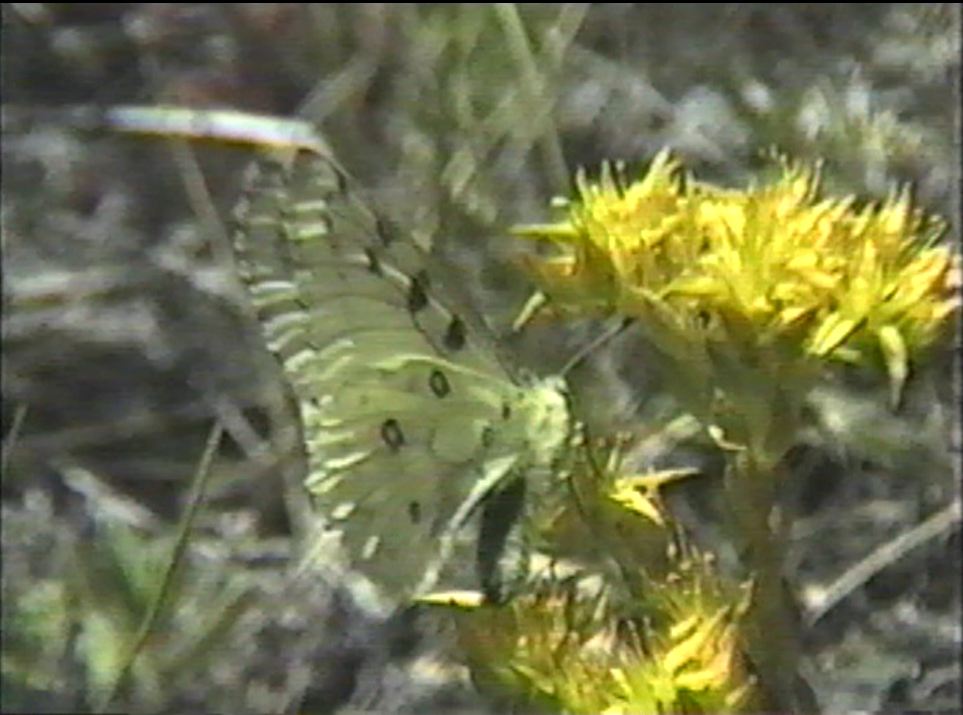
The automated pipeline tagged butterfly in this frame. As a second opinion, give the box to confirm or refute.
[230,147,575,606]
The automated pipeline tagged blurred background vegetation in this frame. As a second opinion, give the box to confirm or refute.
[2,4,960,713]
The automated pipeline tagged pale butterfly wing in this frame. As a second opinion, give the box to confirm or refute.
[231,148,571,601]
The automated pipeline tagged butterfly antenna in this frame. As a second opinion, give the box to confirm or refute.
[559,317,634,378]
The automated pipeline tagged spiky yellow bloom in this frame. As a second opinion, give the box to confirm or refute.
[610,545,759,713]
[516,151,959,404]
[526,431,701,585]
[428,548,759,714]
[514,151,690,316]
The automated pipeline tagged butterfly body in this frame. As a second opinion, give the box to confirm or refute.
[232,148,573,602]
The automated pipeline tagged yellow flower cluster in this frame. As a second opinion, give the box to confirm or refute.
[525,433,703,592]
[434,550,757,714]
[515,151,959,403]
[608,558,756,715]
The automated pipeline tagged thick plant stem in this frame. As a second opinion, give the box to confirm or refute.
[724,451,809,713]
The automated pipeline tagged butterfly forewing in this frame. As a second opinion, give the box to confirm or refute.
[232,148,571,600]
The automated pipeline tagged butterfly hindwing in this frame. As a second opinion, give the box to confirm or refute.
[232,149,571,600]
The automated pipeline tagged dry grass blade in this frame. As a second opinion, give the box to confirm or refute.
[94,420,224,713]
[804,498,962,627]
[1,403,29,474]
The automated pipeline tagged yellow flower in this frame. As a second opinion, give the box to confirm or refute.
[432,578,621,713]
[513,150,689,317]
[606,546,757,714]
[529,431,701,583]
[515,152,959,403]
[425,546,759,714]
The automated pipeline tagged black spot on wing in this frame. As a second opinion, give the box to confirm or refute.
[444,316,467,352]
[429,369,451,398]
[364,247,382,274]
[407,270,430,313]
[332,165,349,193]
[376,217,394,247]
[381,418,405,451]
[481,425,495,448]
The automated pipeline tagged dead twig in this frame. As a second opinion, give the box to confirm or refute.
[804,497,962,627]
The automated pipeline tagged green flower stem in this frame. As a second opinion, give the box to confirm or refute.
[714,364,816,713]
[723,451,802,712]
